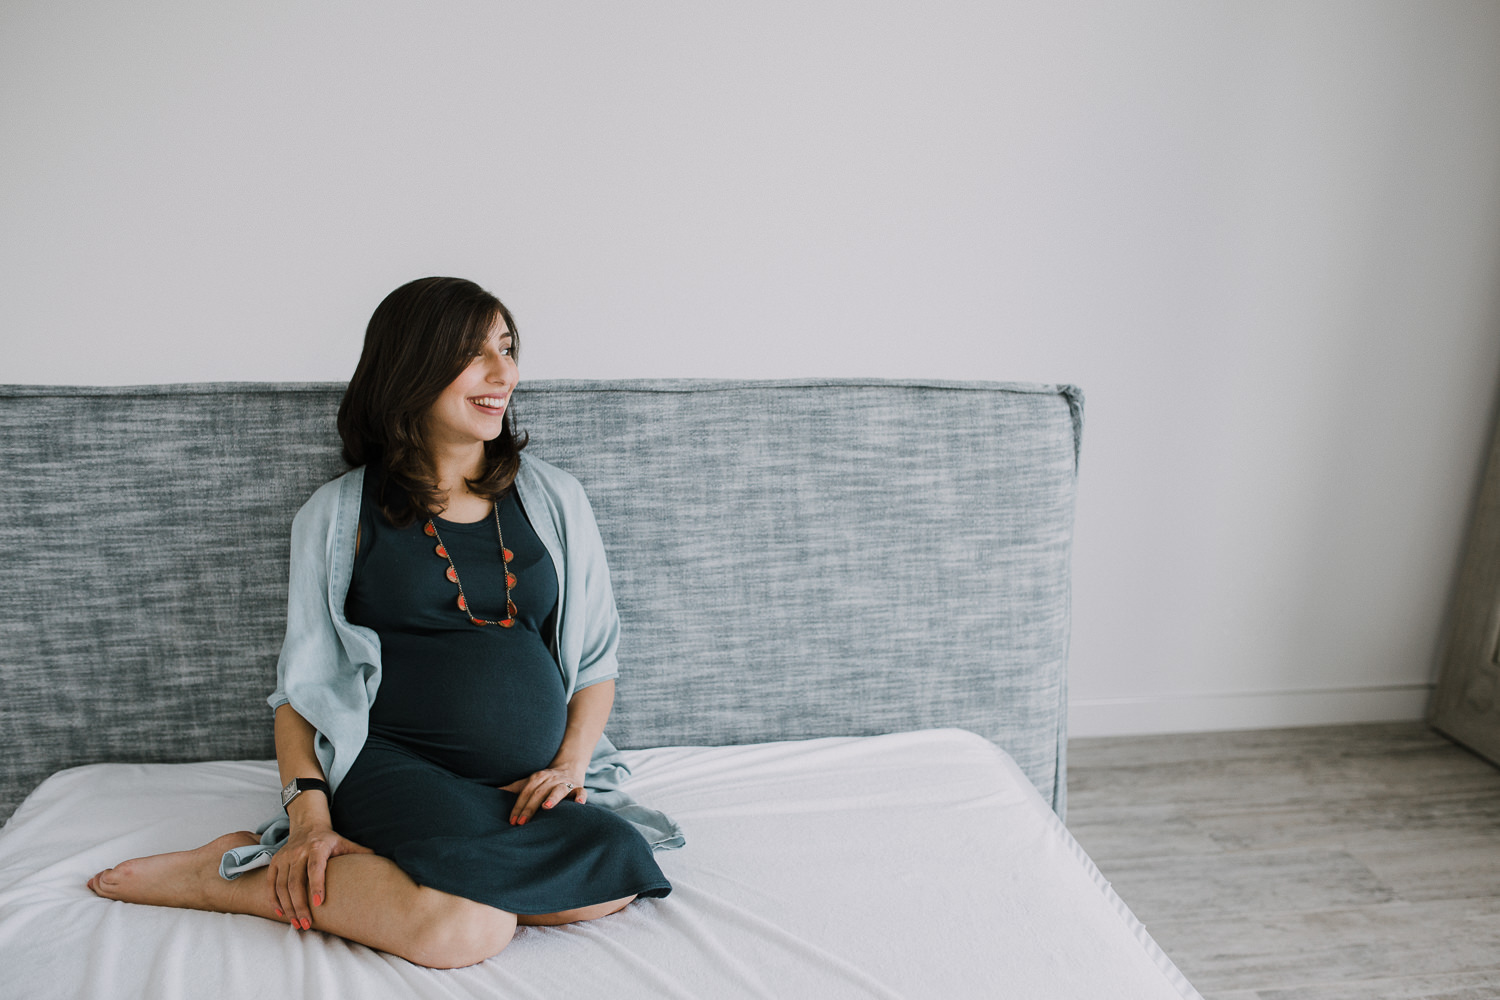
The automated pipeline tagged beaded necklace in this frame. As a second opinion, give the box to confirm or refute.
[424,503,517,627]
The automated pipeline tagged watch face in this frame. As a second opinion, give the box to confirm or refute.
[280,779,298,808]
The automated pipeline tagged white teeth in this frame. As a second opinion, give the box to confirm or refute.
[471,397,507,408]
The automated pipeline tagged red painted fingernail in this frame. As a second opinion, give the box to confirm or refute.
[275,908,283,917]
[518,816,527,825]
[301,918,311,930]
[313,893,322,906]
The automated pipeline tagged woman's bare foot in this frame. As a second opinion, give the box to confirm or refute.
[87,831,260,911]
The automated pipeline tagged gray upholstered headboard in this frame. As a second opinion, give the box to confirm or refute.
[0,379,1082,824]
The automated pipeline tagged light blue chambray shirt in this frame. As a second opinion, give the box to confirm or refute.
[220,454,684,879]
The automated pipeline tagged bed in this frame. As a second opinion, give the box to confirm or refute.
[0,379,1201,999]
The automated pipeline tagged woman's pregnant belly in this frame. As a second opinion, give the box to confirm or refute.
[367,628,568,786]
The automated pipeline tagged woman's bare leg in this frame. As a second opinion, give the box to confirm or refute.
[87,833,516,969]
[519,895,637,926]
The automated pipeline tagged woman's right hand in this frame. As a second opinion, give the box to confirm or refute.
[267,821,373,930]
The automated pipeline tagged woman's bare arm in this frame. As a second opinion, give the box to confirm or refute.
[552,679,615,777]
[269,703,372,930]
[275,704,328,810]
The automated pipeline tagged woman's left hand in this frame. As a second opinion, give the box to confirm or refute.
[500,763,587,825]
[502,683,614,825]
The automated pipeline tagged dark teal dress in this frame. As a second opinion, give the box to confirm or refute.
[330,472,670,915]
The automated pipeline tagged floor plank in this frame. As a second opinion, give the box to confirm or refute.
[1100,847,1395,925]
[1352,834,1500,903]
[1251,969,1500,999]
[1185,791,1500,853]
[1146,897,1500,994]
[1068,722,1500,999]
[1067,803,1223,861]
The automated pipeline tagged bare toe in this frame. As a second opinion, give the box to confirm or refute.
[88,869,118,894]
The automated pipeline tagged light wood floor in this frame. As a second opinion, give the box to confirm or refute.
[1067,722,1500,1000]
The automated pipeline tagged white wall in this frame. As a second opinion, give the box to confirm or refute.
[4,1,1500,736]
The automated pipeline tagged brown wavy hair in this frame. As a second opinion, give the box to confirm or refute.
[338,276,527,527]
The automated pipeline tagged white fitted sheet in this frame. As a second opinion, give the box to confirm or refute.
[0,730,1200,999]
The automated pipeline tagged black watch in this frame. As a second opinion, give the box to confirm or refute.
[280,777,330,809]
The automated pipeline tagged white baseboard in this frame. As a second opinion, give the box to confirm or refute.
[1068,683,1434,738]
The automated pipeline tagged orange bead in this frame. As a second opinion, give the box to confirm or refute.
[505,572,517,588]
[500,619,515,628]
[446,566,458,583]
[435,545,448,558]
[456,595,467,611]
[423,522,436,537]
[502,548,514,563]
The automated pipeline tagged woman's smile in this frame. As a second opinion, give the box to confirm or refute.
[468,395,508,414]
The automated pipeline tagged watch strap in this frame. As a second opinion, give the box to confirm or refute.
[280,777,330,808]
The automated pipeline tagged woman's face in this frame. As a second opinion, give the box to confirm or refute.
[423,321,518,452]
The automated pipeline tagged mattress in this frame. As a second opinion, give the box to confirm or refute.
[0,729,1198,999]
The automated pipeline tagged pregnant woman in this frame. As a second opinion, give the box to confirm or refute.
[87,276,677,968]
